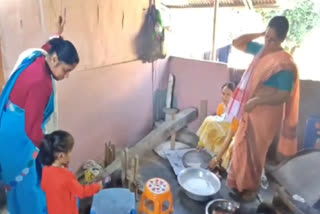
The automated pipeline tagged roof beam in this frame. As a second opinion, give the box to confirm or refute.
[165,4,277,9]
[242,0,254,9]
[247,0,254,9]
[162,0,279,9]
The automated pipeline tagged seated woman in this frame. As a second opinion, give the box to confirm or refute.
[197,82,239,171]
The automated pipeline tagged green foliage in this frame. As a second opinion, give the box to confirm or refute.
[257,0,320,47]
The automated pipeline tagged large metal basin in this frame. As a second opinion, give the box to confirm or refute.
[182,149,212,169]
[205,199,239,214]
[178,167,221,201]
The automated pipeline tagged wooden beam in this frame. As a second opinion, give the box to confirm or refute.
[247,0,254,9]
[199,100,208,123]
[176,127,199,147]
[100,108,198,176]
[242,0,254,10]
[253,4,279,8]
[164,2,278,9]
[211,0,219,61]
[166,5,278,9]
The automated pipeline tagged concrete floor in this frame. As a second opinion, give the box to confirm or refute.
[138,151,275,214]
[0,208,8,214]
[0,151,277,214]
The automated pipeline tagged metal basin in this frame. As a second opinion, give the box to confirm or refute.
[178,167,221,201]
[206,199,239,214]
[182,149,213,169]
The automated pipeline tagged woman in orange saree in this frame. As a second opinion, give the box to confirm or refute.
[225,16,300,201]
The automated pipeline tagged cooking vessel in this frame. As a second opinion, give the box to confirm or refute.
[178,167,221,201]
[205,199,240,214]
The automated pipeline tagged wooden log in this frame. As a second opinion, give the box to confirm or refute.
[170,129,176,150]
[108,141,112,165]
[133,155,140,194]
[120,150,126,185]
[124,148,129,187]
[176,127,199,147]
[100,108,198,176]
[133,155,139,182]
[129,158,135,191]
[199,100,208,123]
[104,142,109,167]
[111,143,116,162]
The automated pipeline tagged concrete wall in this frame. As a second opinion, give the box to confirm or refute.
[0,0,156,170]
[0,0,150,75]
[167,57,229,131]
[57,61,154,170]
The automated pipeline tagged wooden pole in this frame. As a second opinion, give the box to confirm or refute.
[121,150,126,184]
[243,0,253,10]
[170,129,176,150]
[133,155,139,182]
[129,158,135,191]
[121,148,129,187]
[211,0,219,61]
[111,143,116,162]
[200,100,208,123]
[104,142,109,167]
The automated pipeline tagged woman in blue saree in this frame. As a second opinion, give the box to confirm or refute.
[0,18,79,214]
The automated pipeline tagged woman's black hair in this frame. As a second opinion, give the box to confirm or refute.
[221,81,236,92]
[48,38,79,65]
[268,16,289,41]
[38,130,74,166]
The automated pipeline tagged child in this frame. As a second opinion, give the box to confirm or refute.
[39,130,103,214]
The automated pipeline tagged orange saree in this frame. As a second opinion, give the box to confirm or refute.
[227,50,300,192]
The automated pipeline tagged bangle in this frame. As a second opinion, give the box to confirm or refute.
[214,156,221,163]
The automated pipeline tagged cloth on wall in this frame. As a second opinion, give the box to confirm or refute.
[216,45,232,63]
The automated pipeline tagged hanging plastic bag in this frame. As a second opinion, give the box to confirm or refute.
[135,5,168,62]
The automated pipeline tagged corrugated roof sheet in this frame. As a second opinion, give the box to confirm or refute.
[162,0,277,8]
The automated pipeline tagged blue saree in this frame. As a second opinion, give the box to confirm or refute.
[0,51,55,214]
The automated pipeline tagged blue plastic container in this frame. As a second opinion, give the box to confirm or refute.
[90,188,136,214]
[304,115,320,149]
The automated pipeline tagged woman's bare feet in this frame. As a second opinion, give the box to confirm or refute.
[241,190,257,201]
[229,189,257,202]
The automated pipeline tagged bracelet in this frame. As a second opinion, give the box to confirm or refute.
[214,156,221,163]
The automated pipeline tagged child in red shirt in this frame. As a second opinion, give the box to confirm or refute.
[39,130,103,214]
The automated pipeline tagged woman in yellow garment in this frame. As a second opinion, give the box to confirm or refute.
[197,82,239,170]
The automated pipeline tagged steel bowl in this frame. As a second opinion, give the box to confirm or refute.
[206,199,240,214]
[182,149,213,169]
[178,167,221,201]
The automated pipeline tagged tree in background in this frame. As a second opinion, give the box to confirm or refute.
[257,0,320,53]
